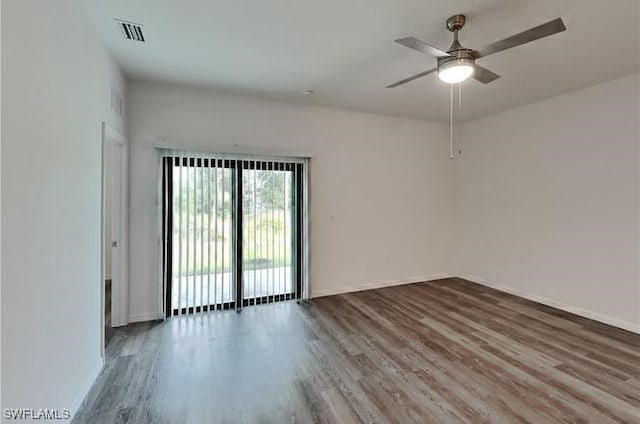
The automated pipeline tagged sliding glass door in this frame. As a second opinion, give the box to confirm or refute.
[241,161,303,306]
[162,155,303,317]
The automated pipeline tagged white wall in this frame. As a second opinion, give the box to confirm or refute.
[455,73,640,331]
[0,0,3,409]
[1,0,126,417]
[127,81,454,321]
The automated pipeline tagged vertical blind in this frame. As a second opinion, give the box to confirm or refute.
[161,151,306,317]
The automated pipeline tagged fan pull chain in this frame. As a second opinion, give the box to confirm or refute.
[448,83,463,160]
[449,84,454,159]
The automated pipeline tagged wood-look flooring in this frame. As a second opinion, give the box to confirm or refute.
[74,278,640,423]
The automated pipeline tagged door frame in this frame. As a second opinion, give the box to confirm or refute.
[161,155,305,317]
[101,123,129,357]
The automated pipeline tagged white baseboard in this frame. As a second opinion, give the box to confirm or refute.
[127,276,454,321]
[310,273,453,298]
[457,273,640,334]
[69,358,103,422]
[129,312,163,323]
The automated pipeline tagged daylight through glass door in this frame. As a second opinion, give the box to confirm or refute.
[162,154,304,316]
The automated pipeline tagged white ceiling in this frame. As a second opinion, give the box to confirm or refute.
[84,0,639,122]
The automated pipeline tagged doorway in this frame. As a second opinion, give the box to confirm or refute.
[101,123,129,351]
[161,154,305,317]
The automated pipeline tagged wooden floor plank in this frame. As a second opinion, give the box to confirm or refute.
[74,279,640,423]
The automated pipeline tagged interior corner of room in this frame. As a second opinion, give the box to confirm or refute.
[1,0,639,422]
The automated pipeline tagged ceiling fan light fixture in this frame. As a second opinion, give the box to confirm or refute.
[438,58,475,84]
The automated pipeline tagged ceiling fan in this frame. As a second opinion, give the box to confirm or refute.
[387,14,566,88]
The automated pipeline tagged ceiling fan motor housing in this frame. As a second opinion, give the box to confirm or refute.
[439,15,475,71]
[438,49,475,70]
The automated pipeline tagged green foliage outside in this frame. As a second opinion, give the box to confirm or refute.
[172,167,293,276]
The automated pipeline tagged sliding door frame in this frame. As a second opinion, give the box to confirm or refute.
[162,157,173,317]
[240,161,304,307]
[162,155,304,317]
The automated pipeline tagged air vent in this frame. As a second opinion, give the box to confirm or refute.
[116,19,145,42]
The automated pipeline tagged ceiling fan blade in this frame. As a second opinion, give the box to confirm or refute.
[386,67,437,88]
[473,65,500,84]
[474,18,566,58]
[395,37,450,58]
